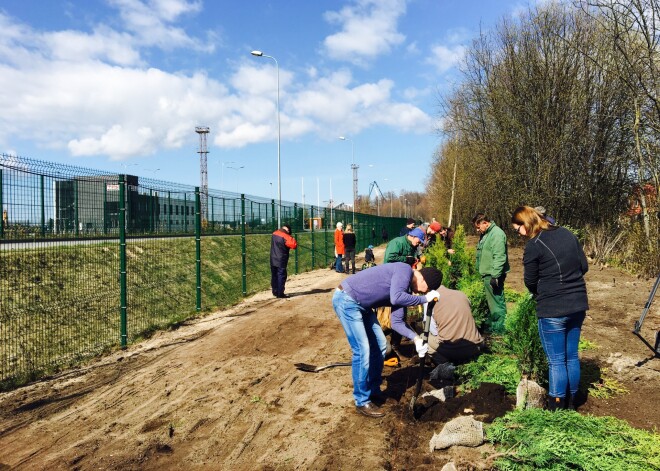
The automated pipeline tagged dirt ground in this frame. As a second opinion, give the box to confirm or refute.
[0,243,658,470]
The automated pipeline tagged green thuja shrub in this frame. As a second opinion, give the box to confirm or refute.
[501,295,547,383]
[424,225,478,289]
[456,353,521,394]
[457,277,490,328]
[424,240,452,287]
[487,408,660,471]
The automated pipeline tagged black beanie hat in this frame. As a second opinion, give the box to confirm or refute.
[419,267,443,291]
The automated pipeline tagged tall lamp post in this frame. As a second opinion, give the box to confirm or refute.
[251,50,281,228]
[338,136,357,225]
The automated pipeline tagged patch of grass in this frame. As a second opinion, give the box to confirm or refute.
[486,408,660,470]
[587,368,629,399]
[1,231,333,390]
[578,338,598,351]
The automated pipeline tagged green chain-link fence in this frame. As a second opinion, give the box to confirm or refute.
[0,154,404,389]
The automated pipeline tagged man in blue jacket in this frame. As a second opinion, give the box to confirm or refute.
[332,263,442,418]
[270,224,297,298]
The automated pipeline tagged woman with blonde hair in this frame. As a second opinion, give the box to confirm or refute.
[343,224,357,274]
[511,206,589,411]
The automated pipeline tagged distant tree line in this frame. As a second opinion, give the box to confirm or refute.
[427,0,659,275]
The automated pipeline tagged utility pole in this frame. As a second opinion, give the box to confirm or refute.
[195,126,210,222]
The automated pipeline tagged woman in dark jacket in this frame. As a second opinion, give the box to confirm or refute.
[343,224,357,274]
[511,206,589,411]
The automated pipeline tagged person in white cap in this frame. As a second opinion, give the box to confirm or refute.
[334,222,345,273]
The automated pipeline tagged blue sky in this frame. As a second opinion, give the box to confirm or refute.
[0,0,532,206]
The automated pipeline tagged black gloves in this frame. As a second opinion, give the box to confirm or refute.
[490,277,499,290]
[405,256,416,266]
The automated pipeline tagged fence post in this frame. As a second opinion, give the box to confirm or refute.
[271,199,276,231]
[241,194,247,296]
[184,193,188,233]
[222,198,226,233]
[294,203,299,274]
[149,188,154,233]
[324,208,328,268]
[103,182,107,235]
[0,169,5,239]
[195,187,202,312]
[311,205,315,269]
[74,179,79,236]
[40,175,45,237]
[167,191,172,233]
[0,169,3,239]
[211,196,215,232]
[119,175,128,348]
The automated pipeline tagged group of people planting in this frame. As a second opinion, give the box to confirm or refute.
[332,208,588,418]
[269,205,589,418]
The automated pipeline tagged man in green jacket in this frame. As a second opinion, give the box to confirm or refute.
[472,213,510,333]
[384,227,425,265]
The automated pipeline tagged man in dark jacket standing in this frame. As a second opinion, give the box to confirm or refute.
[270,224,297,298]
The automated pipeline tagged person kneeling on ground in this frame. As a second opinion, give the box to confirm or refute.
[332,264,442,418]
[427,281,484,366]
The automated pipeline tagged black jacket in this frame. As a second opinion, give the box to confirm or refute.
[343,232,356,251]
[523,226,589,317]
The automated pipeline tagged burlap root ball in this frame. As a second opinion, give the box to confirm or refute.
[429,415,484,451]
[515,378,547,410]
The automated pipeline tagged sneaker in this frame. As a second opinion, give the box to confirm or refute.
[356,402,385,418]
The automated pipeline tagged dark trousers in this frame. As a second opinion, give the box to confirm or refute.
[344,249,356,274]
[271,265,287,296]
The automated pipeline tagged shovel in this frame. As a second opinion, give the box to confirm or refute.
[410,298,437,415]
[294,362,351,372]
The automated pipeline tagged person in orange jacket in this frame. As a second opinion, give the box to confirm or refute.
[334,222,345,273]
[270,224,297,298]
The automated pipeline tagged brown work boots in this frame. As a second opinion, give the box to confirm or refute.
[356,402,385,418]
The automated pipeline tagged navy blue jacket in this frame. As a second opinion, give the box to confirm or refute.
[270,229,297,268]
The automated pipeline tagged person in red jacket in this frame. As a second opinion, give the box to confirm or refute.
[270,224,297,298]
[334,222,345,273]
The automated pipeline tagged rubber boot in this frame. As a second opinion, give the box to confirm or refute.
[566,394,577,410]
[547,396,565,411]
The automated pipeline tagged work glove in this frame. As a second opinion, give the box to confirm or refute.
[424,290,440,303]
[413,336,428,358]
[490,277,499,290]
[404,256,416,266]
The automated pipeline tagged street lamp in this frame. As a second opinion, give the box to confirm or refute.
[338,136,357,225]
[251,50,281,228]
[226,165,245,194]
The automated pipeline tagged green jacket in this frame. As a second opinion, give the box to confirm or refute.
[384,235,416,263]
[475,221,510,278]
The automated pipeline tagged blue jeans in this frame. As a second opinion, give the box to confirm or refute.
[335,254,344,272]
[538,312,586,398]
[332,289,387,406]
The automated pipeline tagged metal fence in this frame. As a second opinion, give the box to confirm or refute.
[0,153,404,388]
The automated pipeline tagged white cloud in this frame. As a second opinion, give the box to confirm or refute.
[426,44,466,74]
[402,86,432,101]
[0,4,431,158]
[109,0,212,51]
[323,0,407,64]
